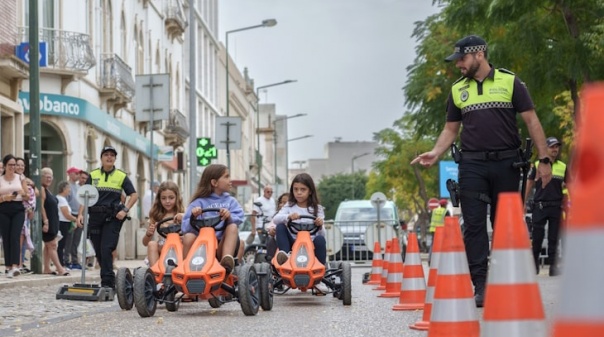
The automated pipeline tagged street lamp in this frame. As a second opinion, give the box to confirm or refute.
[225,19,277,117]
[272,114,307,196]
[255,80,297,194]
[351,152,370,199]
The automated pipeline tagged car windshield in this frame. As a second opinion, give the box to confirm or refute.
[338,207,394,221]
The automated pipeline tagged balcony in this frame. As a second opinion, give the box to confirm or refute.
[165,0,187,39]
[163,108,189,146]
[16,27,95,79]
[99,53,135,108]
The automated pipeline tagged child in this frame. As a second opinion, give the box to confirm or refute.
[273,173,327,266]
[181,164,244,274]
[142,181,185,267]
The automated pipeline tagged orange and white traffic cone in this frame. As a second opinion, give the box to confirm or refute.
[410,225,444,330]
[551,83,604,337]
[374,239,392,291]
[379,237,404,298]
[366,241,383,285]
[428,216,479,337]
[482,192,546,337]
[393,232,426,310]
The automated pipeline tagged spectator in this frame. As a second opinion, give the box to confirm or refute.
[40,167,69,276]
[15,157,35,273]
[141,181,160,226]
[64,167,82,269]
[250,185,276,245]
[56,181,78,269]
[0,154,30,278]
[78,170,89,186]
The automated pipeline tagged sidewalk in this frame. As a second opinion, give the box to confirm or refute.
[0,259,146,290]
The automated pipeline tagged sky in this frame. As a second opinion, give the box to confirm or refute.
[218,0,441,167]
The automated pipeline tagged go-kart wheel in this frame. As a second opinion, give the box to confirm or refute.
[133,267,157,317]
[116,267,134,310]
[341,262,352,305]
[208,297,222,308]
[256,262,273,311]
[164,266,179,312]
[242,248,257,264]
[237,263,260,316]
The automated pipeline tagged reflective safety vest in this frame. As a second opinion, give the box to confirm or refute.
[534,160,566,181]
[429,207,447,233]
[89,168,127,206]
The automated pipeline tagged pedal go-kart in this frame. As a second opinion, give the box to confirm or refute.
[116,216,185,315]
[271,215,352,305]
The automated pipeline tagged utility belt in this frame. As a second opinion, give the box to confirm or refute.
[534,200,562,210]
[461,149,520,161]
[89,205,118,213]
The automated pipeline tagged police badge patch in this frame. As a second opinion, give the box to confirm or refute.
[460,90,469,102]
[92,178,100,186]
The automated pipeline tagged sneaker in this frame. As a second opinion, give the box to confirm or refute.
[314,282,329,295]
[70,264,82,270]
[12,269,20,277]
[220,255,235,275]
[276,251,289,265]
[6,269,13,278]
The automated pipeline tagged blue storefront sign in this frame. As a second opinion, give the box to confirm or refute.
[15,42,48,67]
[18,92,160,158]
[439,161,459,198]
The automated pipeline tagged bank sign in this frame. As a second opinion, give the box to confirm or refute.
[18,92,156,157]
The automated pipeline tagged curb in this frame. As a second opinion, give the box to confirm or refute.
[0,273,101,290]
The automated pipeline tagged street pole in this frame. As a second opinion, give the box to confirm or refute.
[188,1,197,196]
[28,0,42,274]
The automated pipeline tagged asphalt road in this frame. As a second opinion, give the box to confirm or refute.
[0,262,562,337]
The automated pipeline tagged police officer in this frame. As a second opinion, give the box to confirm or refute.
[411,35,552,307]
[525,137,567,276]
[428,199,449,263]
[77,146,138,290]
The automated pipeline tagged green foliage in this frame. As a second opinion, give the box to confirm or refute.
[316,172,368,220]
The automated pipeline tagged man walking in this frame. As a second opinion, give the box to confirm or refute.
[64,167,82,269]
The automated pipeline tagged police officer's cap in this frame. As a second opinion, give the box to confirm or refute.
[546,137,562,148]
[100,146,118,157]
[445,35,488,62]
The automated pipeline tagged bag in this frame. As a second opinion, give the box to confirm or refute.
[78,238,96,258]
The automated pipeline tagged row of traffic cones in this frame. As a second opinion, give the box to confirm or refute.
[363,83,604,337]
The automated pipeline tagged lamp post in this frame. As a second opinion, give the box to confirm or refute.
[225,18,277,117]
[351,152,370,198]
[255,80,297,195]
[286,135,313,188]
[272,114,307,196]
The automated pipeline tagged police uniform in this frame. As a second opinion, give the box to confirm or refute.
[447,63,535,297]
[86,148,136,289]
[528,157,567,275]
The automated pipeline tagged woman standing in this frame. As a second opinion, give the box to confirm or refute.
[56,181,77,267]
[15,157,36,273]
[0,155,29,278]
[40,167,69,276]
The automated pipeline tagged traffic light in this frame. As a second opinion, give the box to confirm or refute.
[196,137,217,166]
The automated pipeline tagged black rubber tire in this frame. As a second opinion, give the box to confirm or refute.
[133,267,157,317]
[256,262,273,311]
[116,267,133,310]
[164,266,179,312]
[237,263,260,316]
[208,297,222,308]
[341,262,352,305]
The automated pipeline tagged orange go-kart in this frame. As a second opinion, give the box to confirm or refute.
[271,215,352,305]
[116,216,185,316]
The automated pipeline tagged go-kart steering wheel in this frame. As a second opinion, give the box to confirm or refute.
[288,214,321,234]
[190,208,224,231]
[155,217,182,239]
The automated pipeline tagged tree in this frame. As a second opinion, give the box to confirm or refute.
[316,172,368,220]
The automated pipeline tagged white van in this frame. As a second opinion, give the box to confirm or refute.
[332,200,407,261]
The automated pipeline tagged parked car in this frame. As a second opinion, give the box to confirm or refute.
[331,200,407,261]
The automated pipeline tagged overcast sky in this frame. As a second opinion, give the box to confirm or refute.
[218,0,441,167]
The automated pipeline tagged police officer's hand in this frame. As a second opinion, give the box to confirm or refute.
[536,163,553,187]
[219,208,230,221]
[116,210,127,221]
[411,150,439,167]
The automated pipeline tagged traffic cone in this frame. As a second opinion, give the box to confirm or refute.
[551,83,604,337]
[410,225,444,330]
[379,237,404,298]
[366,241,383,285]
[374,239,392,291]
[393,232,426,310]
[482,192,546,337]
[428,216,479,337]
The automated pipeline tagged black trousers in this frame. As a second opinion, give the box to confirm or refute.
[531,205,562,269]
[0,201,25,267]
[88,214,123,288]
[459,157,520,291]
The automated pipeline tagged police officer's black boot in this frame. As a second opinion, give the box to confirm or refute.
[549,256,560,276]
[474,284,485,308]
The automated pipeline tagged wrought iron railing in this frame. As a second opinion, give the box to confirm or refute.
[164,108,189,138]
[99,53,135,100]
[16,27,95,72]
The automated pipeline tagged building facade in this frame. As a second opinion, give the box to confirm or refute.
[301,140,378,182]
